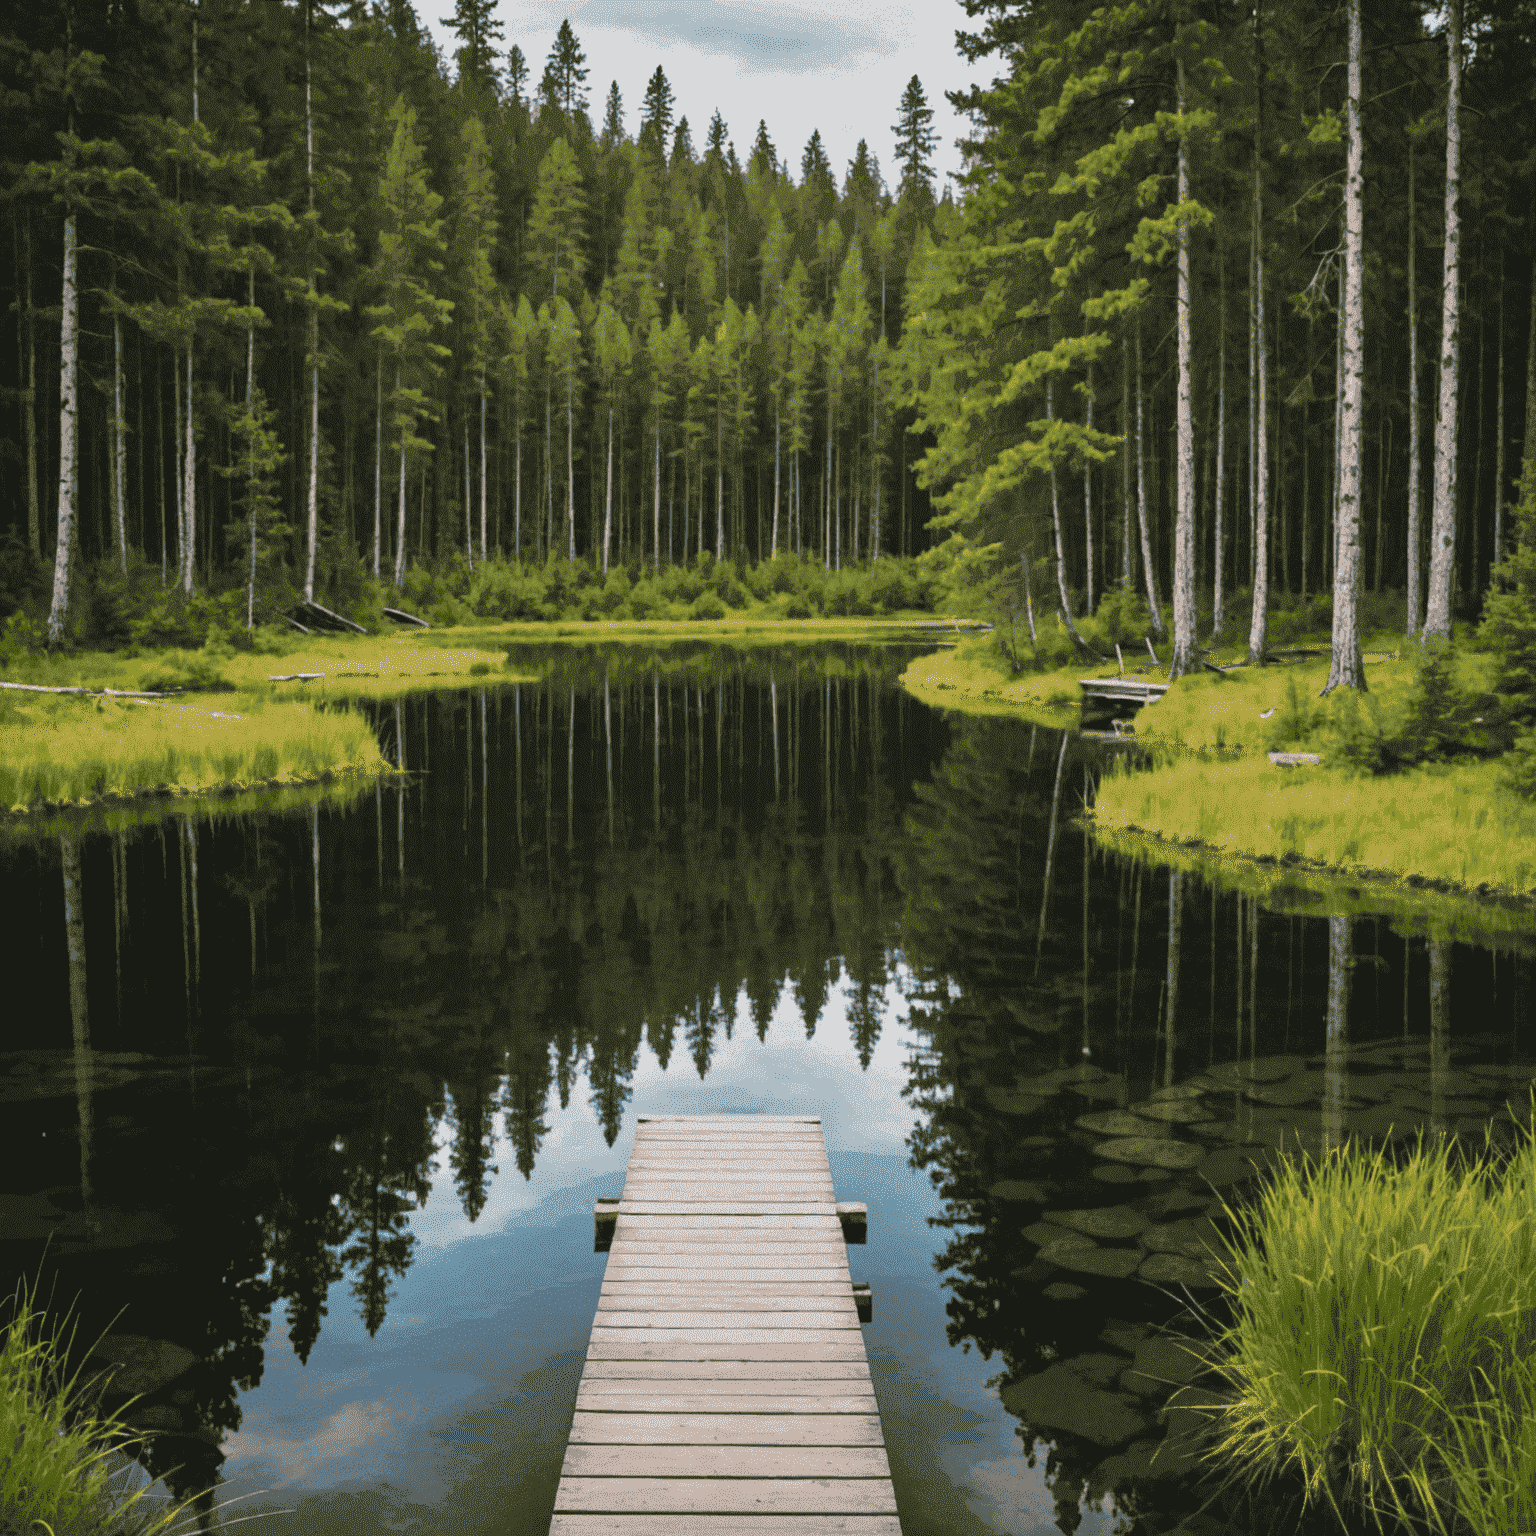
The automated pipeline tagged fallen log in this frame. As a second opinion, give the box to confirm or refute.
[381,606,430,628]
[301,599,368,635]
[0,680,178,699]
[283,615,312,634]
[267,672,325,683]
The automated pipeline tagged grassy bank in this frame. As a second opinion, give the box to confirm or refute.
[1201,1123,1536,1535]
[905,631,1536,908]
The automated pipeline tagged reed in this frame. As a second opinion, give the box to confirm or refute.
[1203,1119,1536,1533]
[1,1281,196,1536]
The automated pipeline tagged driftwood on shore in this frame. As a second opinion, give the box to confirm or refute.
[267,673,325,683]
[0,680,177,699]
[381,606,430,628]
[301,600,368,635]
[283,615,312,634]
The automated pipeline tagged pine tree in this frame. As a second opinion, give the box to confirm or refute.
[640,67,674,160]
[801,129,832,191]
[750,120,776,177]
[507,44,528,105]
[445,0,504,95]
[600,81,624,149]
[541,19,588,118]
[671,116,695,170]
[893,75,937,204]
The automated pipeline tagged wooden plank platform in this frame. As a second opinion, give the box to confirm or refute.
[1078,677,1170,707]
[551,1115,898,1536]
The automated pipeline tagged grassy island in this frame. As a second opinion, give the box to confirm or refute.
[902,627,1536,912]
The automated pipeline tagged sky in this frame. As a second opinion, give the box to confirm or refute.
[420,0,992,197]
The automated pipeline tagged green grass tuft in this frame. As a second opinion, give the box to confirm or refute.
[1200,1118,1536,1534]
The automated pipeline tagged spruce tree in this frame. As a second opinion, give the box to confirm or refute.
[445,0,504,94]
[893,75,937,203]
[506,44,528,105]
[600,81,624,149]
[751,120,776,177]
[640,67,674,160]
[541,19,588,118]
[526,137,587,299]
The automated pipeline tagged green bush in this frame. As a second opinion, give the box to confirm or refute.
[784,594,815,620]
[690,591,727,621]
[1093,584,1153,647]
[1333,640,1495,774]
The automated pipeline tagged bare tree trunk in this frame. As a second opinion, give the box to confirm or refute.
[1122,331,1132,586]
[465,417,473,567]
[566,370,575,560]
[1083,363,1095,613]
[1135,321,1164,635]
[62,834,93,1211]
[480,380,488,563]
[1325,0,1368,693]
[1247,16,1271,665]
[1423,0,1462,641]
[1047,377,1091,654]
[1323,915,1351,1153]
[1213,258,1227,639]
[1168,58,1197,681]
[394,370,408,587]
[1406,144,1423,634]
[46,214,78,645]
[305,306,320,599]
[113,305,127,572]
[1493,256,1506,565]
[871,364,881,560]
[653,418,661,575]
[183,341,200,595]
[21,211,40,558]
[772,402,781,558]
[1523,204,1536,500]
[247,267,257,631]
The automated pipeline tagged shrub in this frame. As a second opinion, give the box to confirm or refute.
[784,594,815,620]
[1093,584,1153,648]
[1266,673,1326,750]
[690,591,727,621]
[0,609,46,669]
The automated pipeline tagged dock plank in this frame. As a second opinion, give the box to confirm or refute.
[556,1114,898,1532]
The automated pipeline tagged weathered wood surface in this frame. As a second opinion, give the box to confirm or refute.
[552,1114,897,1532]
[1078,677,1171,705]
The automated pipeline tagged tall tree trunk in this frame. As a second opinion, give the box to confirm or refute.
[1406,143,1423,634]
[182,343,195,595]
[1523,202,1536,501]
[871,366,881,560]
[1493,256,1506,565]
[480,381,488,563]
[566,370,575,560]
[21,211,40,558]
[465,417,473,567]
[1213,259,1227,639]
[46,214,78,645]
[1135,321,1164,635]
[772,401,781,559]
[1164,869,1182,1087]
[1047,377,1091,655]
[62,834,93,1213]
[1168,58,1197,680]
[1083,363,1095,614]
[1423,0,1462,641]
[113,304,127,572]
[247,267,257,631]
[718,391,726,561]
[1122,330,1133,586]
[394,370,408,587]
[653,417,661,575]
[372,356,382,579]
[1246,16,1271,664]
[305,305,319,599]
[602,398,614,574]
[1323,915,1351,1153]
[1325,0,1368,693]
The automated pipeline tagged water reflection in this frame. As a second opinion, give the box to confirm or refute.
[2,660,1533,1535]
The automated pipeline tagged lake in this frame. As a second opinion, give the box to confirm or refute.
[3,639,1532,1536]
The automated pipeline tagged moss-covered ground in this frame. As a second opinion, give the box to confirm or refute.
[903,628,1536,913]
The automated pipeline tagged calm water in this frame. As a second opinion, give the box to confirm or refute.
[2,641,1532,1536]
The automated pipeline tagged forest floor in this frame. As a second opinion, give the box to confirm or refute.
[903,632,1536,924]
[0,616,972,824]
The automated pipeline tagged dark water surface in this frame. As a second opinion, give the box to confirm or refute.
[3,641,1533,1536]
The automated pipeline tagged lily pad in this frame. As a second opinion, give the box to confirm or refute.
[1132,1099,1213,1125]
[1196,1146,1270,1188]
[1140,1252,1219,1288]
[1094,1137,1206,1170]
[1136,1166,1172,1182]
[1244,1074,1327,1107]
[1043,1282,1088,1301]
[1141,1217,1222,1261]
[1093,1164,1140,1183]
[1036,1230,1142,1278]
[989,1179,1054,1202]
[1207,1055,1306,1085]
[1046,1205,1147,1240]
[1124,1336,1204,1394]
[984,1085,1049,1117]
[1035,1063,1112,1091]
[1077,1110,1172,1138]
[1145,1083,1210,1103]
[1003,1364,1150,1447]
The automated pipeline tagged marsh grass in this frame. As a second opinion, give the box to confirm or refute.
[900,636,1108,723]
[1201,1120,1536,1534]
[1,1281,211,1536]
[0,693,387,812]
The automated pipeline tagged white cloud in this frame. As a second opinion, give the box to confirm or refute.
[424,0,990,193]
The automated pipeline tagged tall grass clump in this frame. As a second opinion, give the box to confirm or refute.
[1,1280,195,1536]
[1203,1118,1536,1533]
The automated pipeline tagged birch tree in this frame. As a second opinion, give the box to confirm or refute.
[1166,56,1198,681]
[1323,0,1368,694]
[1422,0,1462,642]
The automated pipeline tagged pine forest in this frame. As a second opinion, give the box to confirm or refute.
[0,0,1534,680]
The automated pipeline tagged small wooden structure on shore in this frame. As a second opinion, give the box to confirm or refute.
[1078,678,1169,709]
[552,1114,898,1534]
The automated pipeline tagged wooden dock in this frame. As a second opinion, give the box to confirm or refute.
[551,1114,899,1535]
[1078,677,1170,708]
